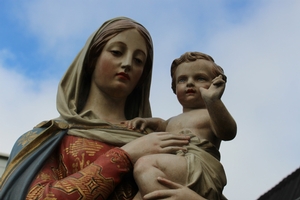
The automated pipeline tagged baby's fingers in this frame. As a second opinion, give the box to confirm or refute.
[212,76,225,85]
[122,120,139,130]
[140,123,147,132]
[120,120,130,127]
[132,119,145,130]
[124,120,134,129]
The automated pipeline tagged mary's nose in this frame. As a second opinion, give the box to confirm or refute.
[121,64,131,72]
[121,55,132,72]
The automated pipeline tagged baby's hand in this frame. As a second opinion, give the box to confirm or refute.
[200,75,226,101]
[121,117,148,132]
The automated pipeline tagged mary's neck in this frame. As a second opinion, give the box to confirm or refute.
[80,90,127,124]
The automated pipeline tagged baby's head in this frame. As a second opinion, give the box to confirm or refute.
[170,51,226,94]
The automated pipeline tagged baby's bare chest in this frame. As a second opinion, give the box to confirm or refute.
[166,110,210,132]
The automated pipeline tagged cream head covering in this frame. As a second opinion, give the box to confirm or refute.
[56,17,153,126]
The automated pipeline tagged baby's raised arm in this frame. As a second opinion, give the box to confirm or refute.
[200,75,237,141]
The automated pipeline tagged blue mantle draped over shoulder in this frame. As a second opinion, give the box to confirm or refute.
[0,120,68,200]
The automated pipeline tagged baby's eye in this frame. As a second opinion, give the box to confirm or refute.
[196,76,206,81]
[177,78,186,83]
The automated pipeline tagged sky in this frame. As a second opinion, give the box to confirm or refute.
[1,0,300,199]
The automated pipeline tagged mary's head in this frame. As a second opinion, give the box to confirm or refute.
[57,17,153,123]
[85,18,153,81]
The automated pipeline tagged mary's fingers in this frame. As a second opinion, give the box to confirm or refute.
[160,138,189,148]
[161,146,187,154]
[143,190,170,200]
[159,133,191,141]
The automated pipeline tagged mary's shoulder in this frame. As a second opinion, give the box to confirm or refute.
[8,124,47,161]
[8,120,67,162]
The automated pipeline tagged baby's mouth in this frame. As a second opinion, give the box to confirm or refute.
[186,88,195,93]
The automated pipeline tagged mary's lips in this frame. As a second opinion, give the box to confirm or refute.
[116,72,130,80]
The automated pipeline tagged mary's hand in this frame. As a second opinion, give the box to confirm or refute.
[143,177,207,200]
[121,132,189,163]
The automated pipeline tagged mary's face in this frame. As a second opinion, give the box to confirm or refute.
[91,29,147,99]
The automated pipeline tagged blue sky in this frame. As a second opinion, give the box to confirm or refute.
[1,1,300,199]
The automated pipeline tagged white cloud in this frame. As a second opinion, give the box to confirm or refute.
[0,50,58,153]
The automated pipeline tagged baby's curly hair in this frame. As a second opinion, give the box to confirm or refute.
[170,51,227,94]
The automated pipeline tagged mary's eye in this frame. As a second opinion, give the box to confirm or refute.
[134,52,146,66]
[134,58,143,65]
[111,50,122,56]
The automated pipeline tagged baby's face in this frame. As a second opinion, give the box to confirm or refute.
[175,59,215,108]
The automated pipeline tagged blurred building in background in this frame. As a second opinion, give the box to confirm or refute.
[0,153,9,177]
[258,167,300,200]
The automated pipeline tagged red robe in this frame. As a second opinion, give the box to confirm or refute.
[26,135,137,200]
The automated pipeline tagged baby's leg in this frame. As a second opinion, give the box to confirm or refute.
[133,154,187,199]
